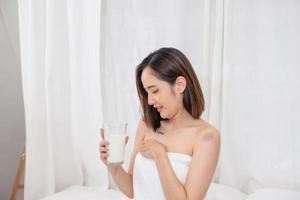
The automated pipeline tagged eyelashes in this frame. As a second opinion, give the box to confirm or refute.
[146,89,159,95]
[152,90,159,94]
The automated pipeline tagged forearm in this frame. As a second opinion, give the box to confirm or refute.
[108,166,133,198]
[154,153,187,200]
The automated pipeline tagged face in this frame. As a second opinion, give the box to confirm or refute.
[141,67,185,119]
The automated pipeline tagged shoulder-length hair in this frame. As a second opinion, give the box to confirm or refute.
[135,47,205,132]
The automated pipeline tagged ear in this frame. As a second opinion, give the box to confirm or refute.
[175,76,186,94]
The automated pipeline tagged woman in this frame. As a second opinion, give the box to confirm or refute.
[99,47,220,200]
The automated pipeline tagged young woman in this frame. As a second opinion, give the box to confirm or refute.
[99,47,220,200]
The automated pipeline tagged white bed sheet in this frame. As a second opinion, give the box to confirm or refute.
[41,184,300,200]
[41,183,246,200]
[41,186,131,200]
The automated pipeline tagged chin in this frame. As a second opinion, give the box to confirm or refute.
[159,112,168,119]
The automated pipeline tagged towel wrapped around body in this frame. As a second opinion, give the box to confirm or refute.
[133,152,192,200]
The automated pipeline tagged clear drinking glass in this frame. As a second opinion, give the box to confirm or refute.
[103,122,127,165]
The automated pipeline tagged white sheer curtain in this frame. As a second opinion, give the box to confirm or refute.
[19,1,108,200]
[219,0,300,193]
[18,0,300,200]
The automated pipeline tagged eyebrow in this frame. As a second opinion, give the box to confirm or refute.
[145,85,157,90]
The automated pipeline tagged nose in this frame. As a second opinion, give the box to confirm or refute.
[147,94,155,105]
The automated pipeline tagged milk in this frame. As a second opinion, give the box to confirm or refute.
[107,134,126,165]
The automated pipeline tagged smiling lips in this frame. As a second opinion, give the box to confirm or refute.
[154,106,163,112]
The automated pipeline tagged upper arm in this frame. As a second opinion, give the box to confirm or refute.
[128,119,147,175]
[184,128,221,200]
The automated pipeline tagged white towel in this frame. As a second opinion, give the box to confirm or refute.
[133,152,192,200]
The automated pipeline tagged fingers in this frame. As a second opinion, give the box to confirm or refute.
[100,152,109,164]
[99,136,109,165]
[140,150,151,159]
[140,141,147,152]
[99,145,108,153]
[99,147,109,164]
[142,144,148,151]
[100,139,109,146]
[100,128,105,140]
[144,138,156,143]
[99,140,109,151]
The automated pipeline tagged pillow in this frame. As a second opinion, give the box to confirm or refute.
[77,136,109,187]
[245,188,300,200]
[204,183,247,200]
[242,178,264,194]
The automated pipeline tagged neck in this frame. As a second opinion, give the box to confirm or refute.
[164,108,194,130]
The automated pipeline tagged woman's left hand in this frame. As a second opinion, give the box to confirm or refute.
[140,139,167,159]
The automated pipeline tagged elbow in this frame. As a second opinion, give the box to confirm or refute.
[128,194,134,199]
[121,175,134,199]
[126,194,134,199]
[123,190,134,199]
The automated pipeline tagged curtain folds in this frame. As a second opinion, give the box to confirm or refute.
[19,1,107,199]
[18,0,300,199]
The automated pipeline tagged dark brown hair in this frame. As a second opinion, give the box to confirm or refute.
[135,47,205,131]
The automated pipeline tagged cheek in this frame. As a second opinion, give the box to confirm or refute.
[157,88,177,110]
[167,95,182,111]
[155,92,165,104]
[161,97,177,113]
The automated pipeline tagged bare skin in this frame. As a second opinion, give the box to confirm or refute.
[99,67,220,199]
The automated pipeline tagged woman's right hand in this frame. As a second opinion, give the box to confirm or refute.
[99,128,129,174]
[99,128,110,166]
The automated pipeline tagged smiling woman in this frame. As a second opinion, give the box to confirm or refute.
[99,47,220,200]
[135,47,205,132]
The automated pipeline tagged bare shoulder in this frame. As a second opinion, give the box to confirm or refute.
[193,120,220,145]
[185,121,220,199]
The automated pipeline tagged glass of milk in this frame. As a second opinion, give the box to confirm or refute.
[103,122,127,165]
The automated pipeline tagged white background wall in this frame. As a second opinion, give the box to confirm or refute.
[0,0,25,199]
